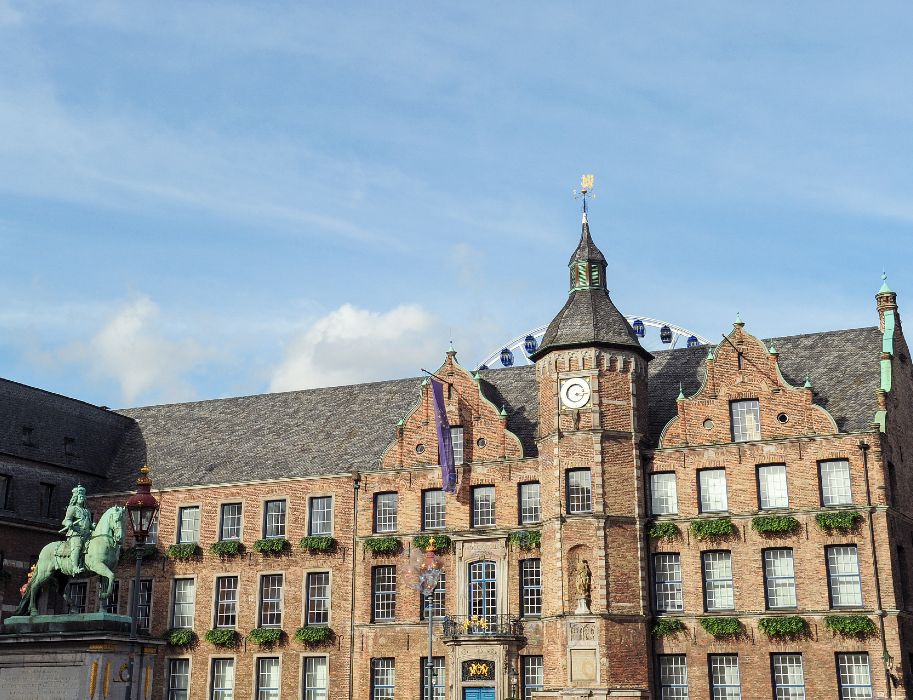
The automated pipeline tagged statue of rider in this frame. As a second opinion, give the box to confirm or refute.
[59,485,94,575]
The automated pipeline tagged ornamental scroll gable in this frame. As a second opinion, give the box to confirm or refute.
[659,321,838,448]
[381,348,524,469]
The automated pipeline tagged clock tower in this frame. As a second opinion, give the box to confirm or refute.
[529,209,652,698]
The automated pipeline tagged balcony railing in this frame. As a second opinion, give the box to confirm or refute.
[441,615,523,639]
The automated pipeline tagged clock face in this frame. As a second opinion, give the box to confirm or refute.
[560,377,591,409]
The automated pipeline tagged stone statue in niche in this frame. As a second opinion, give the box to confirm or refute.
[574,559,592,614]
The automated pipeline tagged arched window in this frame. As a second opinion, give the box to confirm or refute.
[468,560,497,624]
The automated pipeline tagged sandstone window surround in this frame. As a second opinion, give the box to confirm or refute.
[836,653,872,699]
[210,658,235,700]
[255,657,280,699]
[650,473,678,516]
[167,658,190,700]
[373,492,398,533]
[177,505,200,544]
[757,464,789,510]
[172,578,195,629]
[263,499,286,539]
[709,654,741,699]
[521,655,544,700]
[657,654,687,699]
[219,503,242,541]
[214,576,239,628]
[306,571,330,625]
[772,654,805,699]
[730,398,761,442]
[302,656,328,700]
[519,482,541,524]
[259,573,284,627]
[308,496,333,536]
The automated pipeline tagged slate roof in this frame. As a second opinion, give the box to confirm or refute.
[100,326,882,491]
[567,214,606,265]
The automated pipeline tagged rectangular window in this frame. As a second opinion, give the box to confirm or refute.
[420,656,446,700]
[567,469,593,514]
[172,578,195,628]
[827,546,863,608]
[178,506,200,543]
[214,576,238,628]
[146,516,158,545]
[306,572,330,625]
[167,658,190,700]
[210,658,235,700]
[730,399,761,442]
[764,549,797,609]
[373,492,398,533]
[219,503,242,541]
[472,485,496,527]
[658,655,689,700]
[651,473,679,515]
[703,551,734,611]
[65,580,87,613]
[772,654,805,700]
[423,489,446,530]
[837,653,872,699]
[371,658,395,700]
[522,656,544,700]
[303,657,328,700]
[820,460,853,506]
[39,482,54,517]
[521,559,542,617]
[0,474,10,509]
[699,469,728,513]
[136,579,152,632]
[263,499,286,538]
[653,553,684,612]
[372,566,396,621]
[420,571,446,620]
[259,574,283,627]
[709,654,742,699]
[308,496,332,536]
[758,464,789,509]
[519,482,541,524]
[256,657,280,700]
[99,579,120,614]
[451,426,464,464]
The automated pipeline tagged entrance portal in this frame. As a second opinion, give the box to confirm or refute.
[463,687,495,700]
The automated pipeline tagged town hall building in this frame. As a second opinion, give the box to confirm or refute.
[2,211,912,699]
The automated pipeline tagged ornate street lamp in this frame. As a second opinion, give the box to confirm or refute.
[124,466,160,700]
[419,539,443,700]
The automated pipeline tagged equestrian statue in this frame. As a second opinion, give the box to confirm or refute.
[15,484,125,616]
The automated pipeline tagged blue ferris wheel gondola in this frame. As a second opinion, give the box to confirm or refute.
[687,335,700,348]
[660,325,673,344]
[500,347,514,367]
[523,334,538,355]
[632,319,645,338]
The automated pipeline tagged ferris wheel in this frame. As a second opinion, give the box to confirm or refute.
[477,316,711,370]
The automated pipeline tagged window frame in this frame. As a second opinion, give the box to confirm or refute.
[471,485,496,527]
[826,545,863,609]
[708,654,742,699]
[422,488,446,530]
[757,463,789,510]
[213,576,239,629]
[255,656,281,700]
[836,653,872,699]
[657,654,688,700]
[419,656,446,700]
[566,468,593,514]
[771,653,806,700]
[171,577,196,629]
[177,505,201,544]
[308,495,333,536]
[520,558,542,618]
[371,565,397,622]
[218,502,243,542]
[650,472,679,516]
[136,578,152,632]
[702,550,735,612]
[99,578,120,614]
[450,425,464,464]
[64,580,87,614]
[698,468,728,513]
[521,655,544,700]
[373,492,398,534]
[819,460,853,507]
[371,658,395,700]
[167,658,191,700]
[730,398,761,442]
[209,658,235,700]
[306,571,330,626]
[652,553,683,613]
[420,570,446,621]
[262,499,287,539]
[518,481,541,525]
[302,656,328,700]
[763,548,797,610]
[258,573,284,628]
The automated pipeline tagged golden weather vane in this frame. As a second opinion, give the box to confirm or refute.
[573,174,596,213]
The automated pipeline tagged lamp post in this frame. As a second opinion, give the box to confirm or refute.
[418,539,443,700]
[124,466,160,700]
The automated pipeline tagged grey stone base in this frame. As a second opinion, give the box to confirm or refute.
[1,612,133,636]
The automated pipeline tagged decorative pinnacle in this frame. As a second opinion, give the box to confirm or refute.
[421,377,429,387]
[879,271,893,294]
[448,340,456,354]
[734,312,744,326]
[768,343,778,355]
[804,374,813,389]
[499,404,508,417]
[707,346,715,361]
[473,371,482,381]
[677,383,685,401]
[573,174,596,214]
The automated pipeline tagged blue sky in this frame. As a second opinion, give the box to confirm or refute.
[1,2,911,407]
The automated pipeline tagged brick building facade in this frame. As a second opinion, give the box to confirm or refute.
[3,211,913,699]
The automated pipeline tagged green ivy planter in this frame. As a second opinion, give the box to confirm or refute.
[204,629,241,648]
[699,617,742,639]
[124,544,159,562]
[412,534,452,553]
[652,618,686,637]
[166,543,200,561]
[299,536,337,553]
[248,628,283,647]
[758,616,808,639]
[210,540,244,557]
[253,538,290,555]
[815,510,863,533]
[649,521,680,540]
[507,530,541,550]
[363,537,402,555]
[165,628,198,648]
[690,518,736,541]
[294,626,334,645]
[751,515,800,536]
[824,615,877,638]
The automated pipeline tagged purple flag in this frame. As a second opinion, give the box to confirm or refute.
[431,379,457,492]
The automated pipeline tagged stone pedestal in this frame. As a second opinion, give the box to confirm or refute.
[0,613,163,700]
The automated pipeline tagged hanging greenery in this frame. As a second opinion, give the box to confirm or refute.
[299,536,336,553]
[165,628,198,648]
[699,617,742,638]
[253,538,290,555]
[649,521,680,540]
[751,515,800,536]
[124,544,159,562]
[690,518,736,541]
[815,511,863,533]
[165,543,199,561]
[363,537,402,555]
[204,629,241,647]
[210,540,244,557]
[652,618,686,637]
[758,616,808,639]
[247,628,283,646]
[412,534,452,552]
[507,530,541,550]
[294,626,334,644]
[824,615,877,638]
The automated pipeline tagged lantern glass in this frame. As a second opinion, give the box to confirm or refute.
[523,335,537,355]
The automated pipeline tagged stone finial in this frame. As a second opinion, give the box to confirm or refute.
[734,312,744,327]
[768,343,778,355]
[677,383,686,401]
[880,271,893,294]
[804,374,813,389]
[447,341,457,355]
[499,404,508,417]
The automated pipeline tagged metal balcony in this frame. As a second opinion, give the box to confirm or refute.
[441,615,524,640]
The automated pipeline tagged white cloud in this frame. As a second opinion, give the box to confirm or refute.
[65,296,210,404]
[269,303,439,392]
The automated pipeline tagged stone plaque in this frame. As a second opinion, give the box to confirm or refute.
[462,659,495,681]
[0,664,79,700]
[569,648,598,683]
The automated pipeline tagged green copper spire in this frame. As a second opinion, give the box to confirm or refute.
[499,404,508,417]
[448,340,456,354]
[707,346,715,361]
[768,343,778,355]
[734,311,744,326]
[879,271,893,294]
[804,374,812,389]
[473,371,482,381]
[677,383,685,400]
